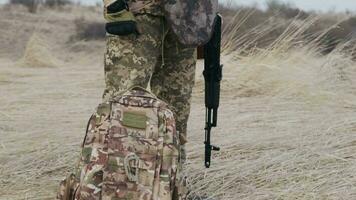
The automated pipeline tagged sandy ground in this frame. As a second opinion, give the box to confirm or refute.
[1,5,356,200]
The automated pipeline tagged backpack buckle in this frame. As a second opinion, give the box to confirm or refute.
[124,153,140,183]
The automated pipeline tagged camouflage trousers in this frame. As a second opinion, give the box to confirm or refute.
[103,14,197,149]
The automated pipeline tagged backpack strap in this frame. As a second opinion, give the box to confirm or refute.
[122,86,158,99]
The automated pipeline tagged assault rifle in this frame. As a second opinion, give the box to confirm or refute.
[203,14,223,168]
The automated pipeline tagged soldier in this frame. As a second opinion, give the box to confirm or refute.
[103,0,218,165]
[56,1,218,199]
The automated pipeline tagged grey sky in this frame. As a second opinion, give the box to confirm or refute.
[229,0,356,12]
[1,0,356,12]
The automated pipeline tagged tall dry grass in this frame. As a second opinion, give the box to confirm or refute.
[186,6,356,200]
[220,3,356,57]
[0,3,356,200]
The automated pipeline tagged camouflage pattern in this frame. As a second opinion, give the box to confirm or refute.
[57,88,181,199]
[75,102,111,200]
[101,13,196,200]
[57,6,198,199]
[163,0,219,46]
[103,14,197,146]
[103,0,163,16]
[128,0,163,15]
[103,0,218,46]
[56,174,79,200]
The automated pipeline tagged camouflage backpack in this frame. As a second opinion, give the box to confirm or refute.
[57,87,183,200]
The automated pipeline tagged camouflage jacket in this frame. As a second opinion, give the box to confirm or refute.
[104,0,219,46]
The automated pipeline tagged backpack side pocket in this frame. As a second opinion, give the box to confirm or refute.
[75,102,112,199]
[56,174,79,200]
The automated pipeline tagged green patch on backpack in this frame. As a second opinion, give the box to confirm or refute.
[122,111,147,129]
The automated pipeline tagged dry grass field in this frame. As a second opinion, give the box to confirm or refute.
[0,3,356,200]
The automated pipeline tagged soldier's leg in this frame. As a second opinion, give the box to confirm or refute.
[103,14,163,101]
[151,25,197,200]
[150,28,197,153]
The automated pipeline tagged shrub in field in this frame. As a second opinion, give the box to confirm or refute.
[43,0,72,8]
[73,17,106,40]
[9,0,40,13]
[266,0,309,19]
[8,0,72,12]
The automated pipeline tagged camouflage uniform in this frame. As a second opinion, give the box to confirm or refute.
[57,1,220,199]
[100,2,205,199]
[103,2,197,150]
